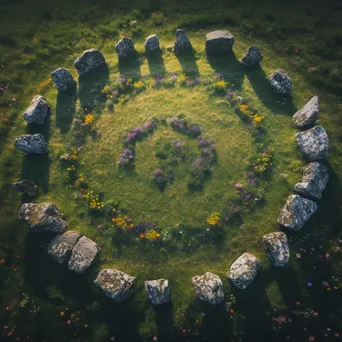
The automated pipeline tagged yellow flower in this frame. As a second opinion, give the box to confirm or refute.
[206,211,221,225]
[85,114,95,126]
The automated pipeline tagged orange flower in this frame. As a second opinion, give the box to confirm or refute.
[229,308,234,313]
[139,233,145,239]
[111,218,116,222]
[0,259,5,264]
[60,311,65,316]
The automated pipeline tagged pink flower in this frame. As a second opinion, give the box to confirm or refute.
[4,325,8,330]
[322,281,329,287]
[8,331,13,337]
[335,246,340,251]
[296,253,302,259]
[325,253,330,258]
[234,183,243,190]
[67,320,71,325]
[335,333,339,337]
[5,306,9,310]
[225,217,229,221]
[97,225,102,229]
[153,337,158,341]
[312,312,319,317]
[308,337,315,342]
[296,301,301,306]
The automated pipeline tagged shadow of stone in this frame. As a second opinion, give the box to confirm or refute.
[246,64,297,115]
[206,50,245,90]
[78,64,110,112]
[56,83,77,134]
[176,50,199,77]
[147,49,166,76]
[118,53,142,79]
[154,302,175,341]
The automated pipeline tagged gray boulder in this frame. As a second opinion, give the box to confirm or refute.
[74,49,106,75]
[192,272,224,305]
[228,253,261,289]
[68,236,100,273]
[94,269,136,302]
[48,231,81,264]
[18,202,67,233]
[277,194,318,230]
[51,68,76,92]
[268,69,292,94]
[293,96,319,128]
[12,179,38,196]
[294,162,329,200]
[240,45,263,66]
[145,34,160,53]
[14,134,48,154]
[205,30,234,53]
[173,29,192,54]
[145,279,170,305]
[262,232,290,266]
[23,95,49,125]
[296,125,329,161]
[115,38,136,59]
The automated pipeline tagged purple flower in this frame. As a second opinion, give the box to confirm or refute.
[155,168,163,176]
[113,89,119,96]
[173,140,182,148]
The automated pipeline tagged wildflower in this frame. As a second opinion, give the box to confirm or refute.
[206,212,221,225]
[235,183,243,190]
[60,311,65,316]
[229,308,234,313]
[322,281,329,287]
[296,253,302,259]
[4,325,8,330]
[67,320,71,325]
[0,259,5,264]
[308,337,315,342]
[139,233,145,239]
[98,225,102,229]
[84,324,88,328]
[307,282,312,287]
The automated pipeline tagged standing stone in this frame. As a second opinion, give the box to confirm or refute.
[268,69,292,94]
[68,236,100,273]
[294,162,329,200]
[145,34,160,53]
[227,253,261,289]
[12,179,38,196]
[51,68,76,92]
[23,95,49,125]
[145,279,170,305]
[115,38,136,60]
[14,134,48,154]
[173,29,192,54]
[262,232,290,266]
[74,49,106,75]
[48,231,82,264]
[240,45,263,66]
[205,30,235,53]
[18,202,67,233]
[192,272,224,305]
[293,96,319,128]
[94,269,136,302]
[296,125,329,161]
[277,194,318,230]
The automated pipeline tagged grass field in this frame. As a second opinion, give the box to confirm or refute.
[1,0,342,341]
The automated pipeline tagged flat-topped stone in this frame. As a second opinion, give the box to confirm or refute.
[51,68,76,92]
[227,253,261,289]
[145,279,170,305]
[262,232,290,266]
[115,38,136,59]
[18,202,67,233]
[48,231,82,264]
[277,194,317,230]
[68,236,100,273]
[192,272,224,305]
[296,125,329,161]
[14,133,48,154]
[145,34,160,52]
[205,30,234,53]
[294,162,329,200]
[293,96,319,128]
[240,45,263,66]
[23,95,49,125]
[268,69,292,94]
[74,49,106,75]
[173,29,192,54]
[12,179,38,196]
[94,269,136,302]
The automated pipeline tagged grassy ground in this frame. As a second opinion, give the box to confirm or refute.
[1,1,342,341]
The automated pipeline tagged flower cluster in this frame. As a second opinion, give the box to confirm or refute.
[250,148,274,174]
[117,148,134,167]
[169,116,202,138]
[123,117,158,145]
[236,104,264,128]
[133,80,145,93]
[211,80,230,94]
[206,211,221,225]
[145,229,161,240]
[111,214,134,230]
[38,77,53,93]
[82,190,105,210]
[84,114,95,127]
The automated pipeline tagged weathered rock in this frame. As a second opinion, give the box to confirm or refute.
[94,269,136,302]
[14,134,48,154]
[240,45,263,66]
[68,236,100,273]
[48,231,81,263]
[262,232,290,266]
[173,29,192,54]
[293,96,319,128]
[277,194,318,230]
[18,202,67,233]
[145,34,160,52]
[296,125,329,161]
[192,272,224,304]
[12,179,38,196]
[145,279,170,305]
[51,68,76,92]
[268,69,292,94]
[294,162,329,200]
[227,253,261,289]
[205,30,235,53]
[115,38,136,59]
[74,49,106,75]
[23,95,49,125]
